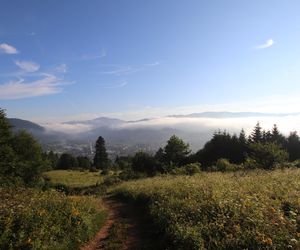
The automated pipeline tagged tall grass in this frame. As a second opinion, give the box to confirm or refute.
[113,169,300,249]
[44,170,103,188]
[0,188,106,249]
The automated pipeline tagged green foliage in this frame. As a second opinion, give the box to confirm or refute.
[113,169,300,249]
[42,151,59,170]
[93,136,109,170]
[249,122,263,143]
[76,156,92,169]
[286,132,300,161]
[247,142,288,170]
[131,151,160,176]
[0,188,106,249]
[172,163,201,176]
[0,108,12,145]
[0,109,49,186]
[114,156,132,170]
[43,170,103,188]
[56,153,78,169]
[164,135,190,166]
[196,131,246,169]
[215,158,243,172]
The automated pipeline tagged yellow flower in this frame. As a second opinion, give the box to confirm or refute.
[72,208,80,216]
[263,237,273,245]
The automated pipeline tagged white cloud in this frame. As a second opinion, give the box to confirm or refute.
[0,43,19,54]
[0,74,68,100]
[105,81,127,88]
[254,39,274,49]
[99,61,160,76]
[54,63,68,73]
[15,60,40,73]
[44,123,93,134]
[81,49,106,60]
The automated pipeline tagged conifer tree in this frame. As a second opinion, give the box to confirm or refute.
[250,122,263,143]
[93,136,109,170]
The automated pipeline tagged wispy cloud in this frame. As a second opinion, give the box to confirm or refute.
[0,74,69,100]
[15,60,40,73]
[0,43,19,54]
[254,39,274,49]
[99,61,160,76]
[81,49,106,60]
[54,63,68,73]
[98,81,127,89]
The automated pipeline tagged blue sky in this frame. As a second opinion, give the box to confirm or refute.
[1,0,300,122]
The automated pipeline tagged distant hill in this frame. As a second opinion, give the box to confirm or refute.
[169,111,300,119]
[9,118,45,133]
[8,118,68,145]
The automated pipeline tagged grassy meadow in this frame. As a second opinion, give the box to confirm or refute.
[44,170,103,188]
[0,188,107,250]
[113,169,300,249]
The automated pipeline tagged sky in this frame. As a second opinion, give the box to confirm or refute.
[1,0,300,123]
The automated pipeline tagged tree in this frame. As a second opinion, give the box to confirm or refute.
[56,153,78,169]
[247,142,288,170]
[286,132,300,161]
[131,151,158,175]
[93,136,109,170]
[196,131,245,168]
[0,109,17,184]
[0,109,51,186]
[115,156,132,170]
[42,151,59,169]
[77,156,91,169]
[271,124,286,146]
[0,108,12,145]
[249,122,263,143]
[154,147,165,162]
[164,135,190,166]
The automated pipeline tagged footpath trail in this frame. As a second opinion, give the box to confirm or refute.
[81,197,149,250]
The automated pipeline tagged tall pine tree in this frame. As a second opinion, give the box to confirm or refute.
[250,122,263,143]
[93,136,109,170]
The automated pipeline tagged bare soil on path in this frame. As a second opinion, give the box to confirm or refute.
[81,197,156,250]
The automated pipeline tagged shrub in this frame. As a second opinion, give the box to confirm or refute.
[215,158,243,172]
[247,142,289,170]
[172,163,201,175]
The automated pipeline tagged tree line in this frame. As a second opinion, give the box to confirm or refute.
[1,106,300,186]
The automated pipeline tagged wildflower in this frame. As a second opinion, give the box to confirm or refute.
[263,237,273,245]
[290,238,298,244]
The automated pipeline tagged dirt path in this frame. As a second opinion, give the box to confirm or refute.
[81,197,144,250]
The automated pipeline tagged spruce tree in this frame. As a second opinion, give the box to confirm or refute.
[93,136,109,170]
[250,122,263,143]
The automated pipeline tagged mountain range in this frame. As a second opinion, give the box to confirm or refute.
[8,111,300,155]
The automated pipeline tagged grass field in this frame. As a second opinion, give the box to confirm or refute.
[0,188,107,249]
[113,169,300,249]
[44,170,103,188]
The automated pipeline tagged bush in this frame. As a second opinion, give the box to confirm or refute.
[293,160,300,168]
[172,163,201,176]
[247,142,289,170]
[215,158,243,172]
